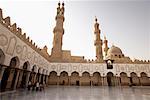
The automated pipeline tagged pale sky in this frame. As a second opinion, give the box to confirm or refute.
[0,0,149,60]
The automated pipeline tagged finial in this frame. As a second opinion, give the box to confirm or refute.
[95,16,97,23]
[62,1,64,6]
[58,1,60,6]
[104,35,106,40]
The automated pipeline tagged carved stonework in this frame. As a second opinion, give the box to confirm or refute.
[6,36,17,55]
[16,45,23,54]
[0,34,8,46]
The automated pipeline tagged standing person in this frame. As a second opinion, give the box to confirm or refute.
[36,81,39,91]
[28,81,31,91]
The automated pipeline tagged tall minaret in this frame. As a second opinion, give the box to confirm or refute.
[104,35,109,58]
[51,2,65,59]
[94,17,103,61]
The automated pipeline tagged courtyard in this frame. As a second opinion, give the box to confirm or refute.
[1,86,150,100]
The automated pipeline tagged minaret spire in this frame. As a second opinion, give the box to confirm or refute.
[51,2,65,60]
[104,35,109,58]
[94,17,103,61]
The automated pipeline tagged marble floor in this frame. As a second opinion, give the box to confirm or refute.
[1,86,150,100]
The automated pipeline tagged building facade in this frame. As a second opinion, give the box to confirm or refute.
[0,2,150,92]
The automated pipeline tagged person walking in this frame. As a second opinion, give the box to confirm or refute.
[36,82,39,91]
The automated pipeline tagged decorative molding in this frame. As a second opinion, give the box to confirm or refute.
[0,34,8,46]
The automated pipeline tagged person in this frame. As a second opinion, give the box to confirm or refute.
[36,82,39,91]
[39,83,43,91]
[28,81,31,91]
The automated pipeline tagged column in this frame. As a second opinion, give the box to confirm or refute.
[16,70,23,88]
[46,75,48,85]
[0,66,6,83]
[25,71,31,88]
[13,69,20,89]
[6,68,15,89]
[57,76,59,86]
[33,73,37,83]
[38,74,41,83]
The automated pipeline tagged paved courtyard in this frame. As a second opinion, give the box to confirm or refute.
[1,86,150,100]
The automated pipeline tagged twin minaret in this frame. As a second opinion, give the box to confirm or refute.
[51,2,65,59]
[51,2,108,61]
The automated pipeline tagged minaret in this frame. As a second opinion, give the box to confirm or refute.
[104,35,109,58]
[51,2,65,59]
[94,17,103,61]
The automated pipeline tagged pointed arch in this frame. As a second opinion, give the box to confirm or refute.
[120,72,129,86]
[60,71,69,85]
[80,71,90,86]
[140,72,150,86]
[48,71,58,85]
[70,71,80,86]
[130,72,140,86]
[9,56,20,68]
[92,72,101,86]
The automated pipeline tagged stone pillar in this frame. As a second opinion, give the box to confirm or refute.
[16,70,23,88]
[13,69,20,89]
[103,77,108,86]
[101,77,103,86]
[6,68,15,89]
[38,74,42,83]
[0,66,6,83]
[57,76,59,85]
[25,71,31,88]
[33,73,37,83]
[68,76,70,86]
[46,75,48,85]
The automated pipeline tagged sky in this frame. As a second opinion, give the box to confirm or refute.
[0,0,149,60]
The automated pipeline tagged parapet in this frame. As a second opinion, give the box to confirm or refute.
[0,8,50,61]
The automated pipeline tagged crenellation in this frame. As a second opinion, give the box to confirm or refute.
[27,36,30,42]
[11,23,17,32]
[33,42,35,46]
[0,8,3,21]
[3,16,11,27]
[30,40,33,44]
[17,27,22,35]
[22,33,26,39]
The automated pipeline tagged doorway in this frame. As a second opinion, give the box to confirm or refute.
[76,81,79,86]
[107,72,114,86]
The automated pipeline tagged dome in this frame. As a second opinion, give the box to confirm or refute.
[107,45,124,58]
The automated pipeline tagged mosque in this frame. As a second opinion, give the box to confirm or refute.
[0,2,150,92]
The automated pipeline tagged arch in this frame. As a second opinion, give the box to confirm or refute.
[9,56,20,68]
[48,71,58,85]
[140,72,147,77]
[130,72,140,86]
[120,72,129,86]
[70,71,80,86]
[140,72,150,86]
[19,61,30,88]
[60,71,69,85]
[92,72,101,86]
[130,72,137,77]
[120,72,127,77]
[0,49,5,65]
[107,72,114,86]
[1,57,20,91]
[32,65,37,72]
[80,71,90,86]
[82,71,90,77]
[23,61,30,70]
[28,65,37,85]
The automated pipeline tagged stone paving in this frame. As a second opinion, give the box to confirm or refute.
[0,86,150,100]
